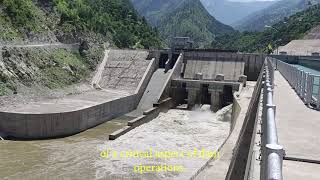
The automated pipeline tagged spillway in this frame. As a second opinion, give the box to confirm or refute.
[0,48,265,179]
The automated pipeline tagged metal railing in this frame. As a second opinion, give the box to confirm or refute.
[276,60,320,110]
[260,58,284,180]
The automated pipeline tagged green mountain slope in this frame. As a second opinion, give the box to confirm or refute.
[0,0,163,96]
[212,4,320,53]
[130,0,183,26]
[235,0,320,32]
[131,0,234,47]
[159,0,234,47]
[0,0,162,48]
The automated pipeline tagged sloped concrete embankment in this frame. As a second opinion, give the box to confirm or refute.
[109,53,184,140]
[0,50,157,139]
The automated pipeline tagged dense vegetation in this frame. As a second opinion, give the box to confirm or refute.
[0,0,164,96]
[235,0,320,32]
[132,0,235,47]
[53,0,162,48]
[0,47,91,96]
[0,0,163,49]
[131,0,183,26]
[212,4,320,53]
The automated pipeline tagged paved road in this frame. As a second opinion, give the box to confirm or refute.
[274,71,320,179]
[0,43,79,49]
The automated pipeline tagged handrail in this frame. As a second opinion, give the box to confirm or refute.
[275,59,320,110]
[260,58,284,180]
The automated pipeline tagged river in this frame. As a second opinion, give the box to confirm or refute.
[0,105,232,180]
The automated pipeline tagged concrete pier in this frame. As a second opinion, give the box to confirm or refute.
[209,85,223,112]
[186,83,201,109]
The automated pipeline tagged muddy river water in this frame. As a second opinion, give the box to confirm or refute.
[0,105,232,180]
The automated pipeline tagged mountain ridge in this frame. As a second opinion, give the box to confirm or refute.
[212,4,320,52]
[235,0,320,31]
[201,0,275,26]
[131,0,235,47]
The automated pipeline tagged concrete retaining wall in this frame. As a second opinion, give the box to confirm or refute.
[0,95,137,139]
[230,84,243,132]
[135,58,157,103]
[109,98,175,140]
[158,53,184,101]
[0,57,157,139]
[226,68,264,180]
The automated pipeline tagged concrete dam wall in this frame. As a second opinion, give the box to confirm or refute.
[0,50,157,139]
[183,51,265,81]
[0,49,266,139]
[168,51,264,110]
[0,48,270,179]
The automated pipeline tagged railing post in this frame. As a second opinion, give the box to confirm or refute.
[295,69,299,91]
[306,74,314,105]
[299,70,303,96]
[301,71,306,101]
[317,82,320,110]
[266,144,284,180]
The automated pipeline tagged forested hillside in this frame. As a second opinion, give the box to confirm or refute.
[159,0,234,47]
[235,0,320,32]
[0,0,162,49]
[130,0,183,26]
[131,0,234,47]
[0,0,163,96]
[212,4,320,53]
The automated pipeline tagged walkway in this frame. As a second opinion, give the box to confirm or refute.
[274,71,320,180]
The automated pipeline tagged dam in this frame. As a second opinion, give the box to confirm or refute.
[1,46,320,180]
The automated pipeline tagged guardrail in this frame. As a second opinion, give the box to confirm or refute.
[260,58,284,180]
[276,60,320,110]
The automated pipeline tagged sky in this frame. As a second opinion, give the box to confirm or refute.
[229,0,277,2]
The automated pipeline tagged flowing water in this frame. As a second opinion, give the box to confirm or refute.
[0,105,232,180]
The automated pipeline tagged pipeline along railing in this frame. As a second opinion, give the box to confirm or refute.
[260,58,284,180]
[276,60,320,110]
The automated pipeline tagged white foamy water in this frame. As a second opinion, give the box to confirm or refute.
[95,105,232,180]
[0,105,232,180]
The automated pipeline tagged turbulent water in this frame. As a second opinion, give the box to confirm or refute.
[0,105,232,180]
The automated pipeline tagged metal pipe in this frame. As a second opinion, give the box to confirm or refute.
[267,106,278,144]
